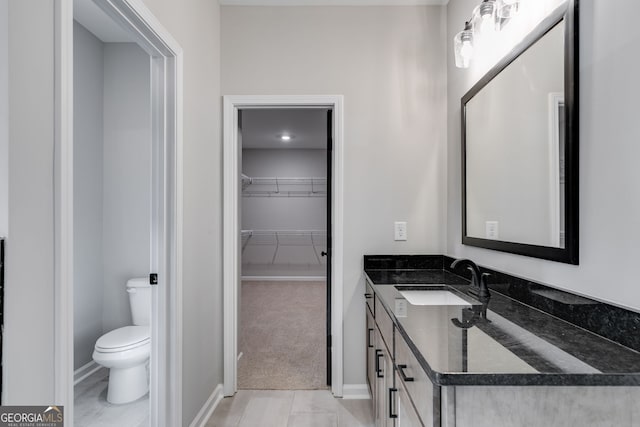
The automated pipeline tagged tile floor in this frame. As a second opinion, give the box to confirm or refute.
[74,367,149,427]
[207,390,374,427]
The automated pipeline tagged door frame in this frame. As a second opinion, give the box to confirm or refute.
[54,0,183,425]
[222,95,344,397]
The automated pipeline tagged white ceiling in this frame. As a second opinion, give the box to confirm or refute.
[73,0,133,43]
[241,109,329,150]
[220,0,448,4]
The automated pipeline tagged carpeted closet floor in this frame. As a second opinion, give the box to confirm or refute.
[238,281,327,390]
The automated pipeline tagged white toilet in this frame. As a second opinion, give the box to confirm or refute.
[93,277,151,404]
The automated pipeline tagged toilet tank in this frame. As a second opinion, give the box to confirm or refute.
[127,277,152,326]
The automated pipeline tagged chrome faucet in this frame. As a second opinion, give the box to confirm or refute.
[451,259,491,299]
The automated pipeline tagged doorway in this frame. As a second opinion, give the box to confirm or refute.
[223,95,344,397]
[72,14,153,426]
[238,108,331,390]
[56,0,183,425]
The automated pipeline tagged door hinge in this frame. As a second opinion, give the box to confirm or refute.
[150,273,158,285]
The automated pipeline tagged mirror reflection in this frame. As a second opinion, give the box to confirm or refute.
[464,21,565,248]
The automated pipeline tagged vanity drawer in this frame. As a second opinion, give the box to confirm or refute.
[395,327,438,427]
[365,280,375,315]
[374,297,394,355]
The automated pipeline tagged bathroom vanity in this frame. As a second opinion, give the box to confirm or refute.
[364,255,640,427]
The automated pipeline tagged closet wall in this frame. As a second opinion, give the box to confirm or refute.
[242,148,327,278]
[101,42,151,334]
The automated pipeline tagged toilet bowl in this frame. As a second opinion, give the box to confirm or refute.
[93,326,151,404]
[93,278,151,404]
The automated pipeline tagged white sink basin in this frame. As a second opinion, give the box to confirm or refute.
[399,289,471,306]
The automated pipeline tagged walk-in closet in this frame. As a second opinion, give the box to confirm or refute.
[238,108,331,390]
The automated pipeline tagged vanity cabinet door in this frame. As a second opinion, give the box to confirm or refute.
[394,370,425,427]
[365,280,375,315]
[375,328,395,427]
[375,296,394,355]
[395,327,439,427]
[367,307,376,398]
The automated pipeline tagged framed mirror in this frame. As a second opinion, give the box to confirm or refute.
[461,0,578,264]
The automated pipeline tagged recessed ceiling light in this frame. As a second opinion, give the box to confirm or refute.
[281,135,292,141]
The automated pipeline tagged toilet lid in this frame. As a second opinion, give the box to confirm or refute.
[95,326,150,353]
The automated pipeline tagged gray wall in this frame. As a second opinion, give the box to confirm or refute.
[222,6,448,385]
[139,0,223,423]
[73,21,105,370]
[101,42,151,333]
[6,0,226,421]
[0,0,7,238]
[4,0,56,404]
[447,0,640,311]
[242,149,326,230]
[243,149,326,177]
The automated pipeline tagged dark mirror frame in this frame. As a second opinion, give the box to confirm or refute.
[461,0,579,265]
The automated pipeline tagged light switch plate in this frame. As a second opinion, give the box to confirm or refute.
[394,221,407,241]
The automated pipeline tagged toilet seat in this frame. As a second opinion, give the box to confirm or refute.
[95,326,150,353]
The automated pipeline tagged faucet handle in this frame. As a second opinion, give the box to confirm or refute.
[478,272,491,299]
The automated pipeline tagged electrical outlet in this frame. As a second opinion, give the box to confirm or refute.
[394,221,407,241]
[485,221,499,239]
[395,298,408,317]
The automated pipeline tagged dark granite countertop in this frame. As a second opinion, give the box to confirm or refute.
[365,265,640,386]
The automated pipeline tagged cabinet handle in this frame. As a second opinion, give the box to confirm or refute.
[398,364,414,382]
[367,328,374,348]
[376,350,384,378]
[388,388,398,419]
[364,293,373,299]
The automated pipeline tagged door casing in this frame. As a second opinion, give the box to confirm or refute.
[54,0,183,425]
[222,95,345,397]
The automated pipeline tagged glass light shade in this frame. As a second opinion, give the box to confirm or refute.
[454,23,474,68]
[473,0,498,36]
[497,0,521,19]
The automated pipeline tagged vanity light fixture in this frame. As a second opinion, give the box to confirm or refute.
[280,134,292,141]
[454,0,523,68]
[454,21,475,69]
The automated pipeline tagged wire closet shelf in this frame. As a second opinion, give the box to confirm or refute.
[241,174,327,198]
[241,229,327,265]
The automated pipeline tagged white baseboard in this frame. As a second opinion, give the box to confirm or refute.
[189,384,224,427]
[241,276,326,282]
[74,361,102,385]
[342,384,370,400]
